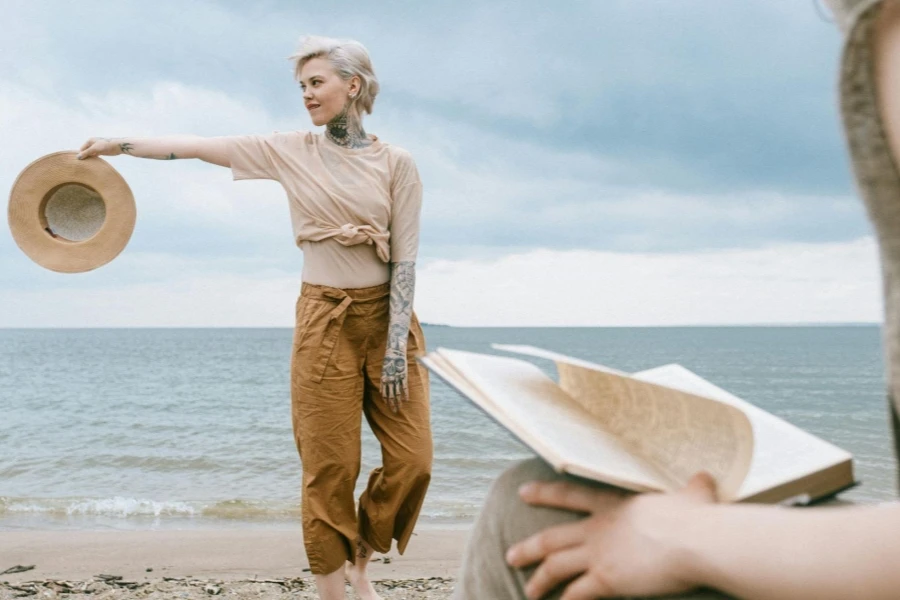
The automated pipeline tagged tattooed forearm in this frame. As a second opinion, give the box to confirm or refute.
[108,138,181,160]
[381,261,416,409]
[387,261,416,353]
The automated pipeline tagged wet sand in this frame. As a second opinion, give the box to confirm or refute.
[0,527,470,599]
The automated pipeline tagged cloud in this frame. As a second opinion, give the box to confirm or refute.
[417,237,881,327]
[368,1,850,195]
[2,1,852,196]
[0,238,881,328]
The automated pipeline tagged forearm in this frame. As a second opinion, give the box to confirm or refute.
[386,261,416,353]
[104,135,229,166]
[110,135,198,160]
[682,502,900,599]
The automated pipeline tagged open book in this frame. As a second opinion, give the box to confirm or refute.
[419,345,855,504]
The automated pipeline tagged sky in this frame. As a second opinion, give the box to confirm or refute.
[0,0,883,327]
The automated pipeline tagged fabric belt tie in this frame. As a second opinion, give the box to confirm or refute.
[323,291,354,323]
[310,289,355,383]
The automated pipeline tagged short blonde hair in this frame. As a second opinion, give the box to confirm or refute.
[289,36,379,115]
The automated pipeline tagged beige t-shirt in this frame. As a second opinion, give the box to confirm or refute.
[224,131,422,287]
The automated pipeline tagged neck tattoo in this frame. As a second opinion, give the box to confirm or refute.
[325,106,371,149]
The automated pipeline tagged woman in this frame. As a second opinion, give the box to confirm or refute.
[78,36,432,600]
[455,1,900,599]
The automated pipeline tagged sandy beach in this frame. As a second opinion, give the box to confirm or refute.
[0,528,469,599]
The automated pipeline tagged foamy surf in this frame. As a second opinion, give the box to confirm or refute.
[0,496,480,528]
[0,497,199,518]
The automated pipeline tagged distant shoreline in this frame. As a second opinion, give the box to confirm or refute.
[0,322,881,330]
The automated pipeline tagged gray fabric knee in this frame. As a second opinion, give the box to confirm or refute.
[489,457,559,503]
[452,458,581,600]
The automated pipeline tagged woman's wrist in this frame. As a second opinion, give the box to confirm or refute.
[666,504,723,591]
[385,342,407,355]
[387,322,410,352]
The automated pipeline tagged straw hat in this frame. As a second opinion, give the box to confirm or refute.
[8,151,136,273]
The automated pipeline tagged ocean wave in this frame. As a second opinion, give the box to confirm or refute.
[0,496,477,523]
[73,455,225,473]
[202,499,299,520]
[0,496,199,518]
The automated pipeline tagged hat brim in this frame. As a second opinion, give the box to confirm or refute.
[8,151,136,273]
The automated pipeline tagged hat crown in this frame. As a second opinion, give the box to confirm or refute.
[43,183,107,242]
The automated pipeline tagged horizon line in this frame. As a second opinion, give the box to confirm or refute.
[0,321,881,331]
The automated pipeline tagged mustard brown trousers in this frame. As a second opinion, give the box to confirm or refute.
[290,281,433,575]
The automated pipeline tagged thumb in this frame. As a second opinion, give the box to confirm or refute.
[680,471,718,503]
[78,142,98,159]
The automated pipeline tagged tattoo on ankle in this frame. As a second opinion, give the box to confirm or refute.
[357,538,368,559]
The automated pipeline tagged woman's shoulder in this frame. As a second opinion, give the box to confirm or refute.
[269,130,316,145]
[378,139,412,158]
[226,129,315,152]
[377,141,417,171]
[258,130,322,158]
[378,143,420,188]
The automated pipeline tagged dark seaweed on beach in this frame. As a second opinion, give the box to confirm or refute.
[0,576,455,599]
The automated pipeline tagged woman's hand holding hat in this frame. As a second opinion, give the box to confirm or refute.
[77,137,123,160]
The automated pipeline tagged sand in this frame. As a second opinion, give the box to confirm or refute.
[0,527,470,599]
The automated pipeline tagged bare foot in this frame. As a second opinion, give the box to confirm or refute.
[345,562,382,600]
[344,536,382,600]
[313,567,347,600]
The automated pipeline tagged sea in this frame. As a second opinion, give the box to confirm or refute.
[0,325,895,531]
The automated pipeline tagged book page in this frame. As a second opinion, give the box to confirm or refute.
[420,352,562,463]
[429,349,672,492]
[634,364,853,500]
[493,345,754,501]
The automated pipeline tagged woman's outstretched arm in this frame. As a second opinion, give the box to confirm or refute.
[77,135,230,167]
